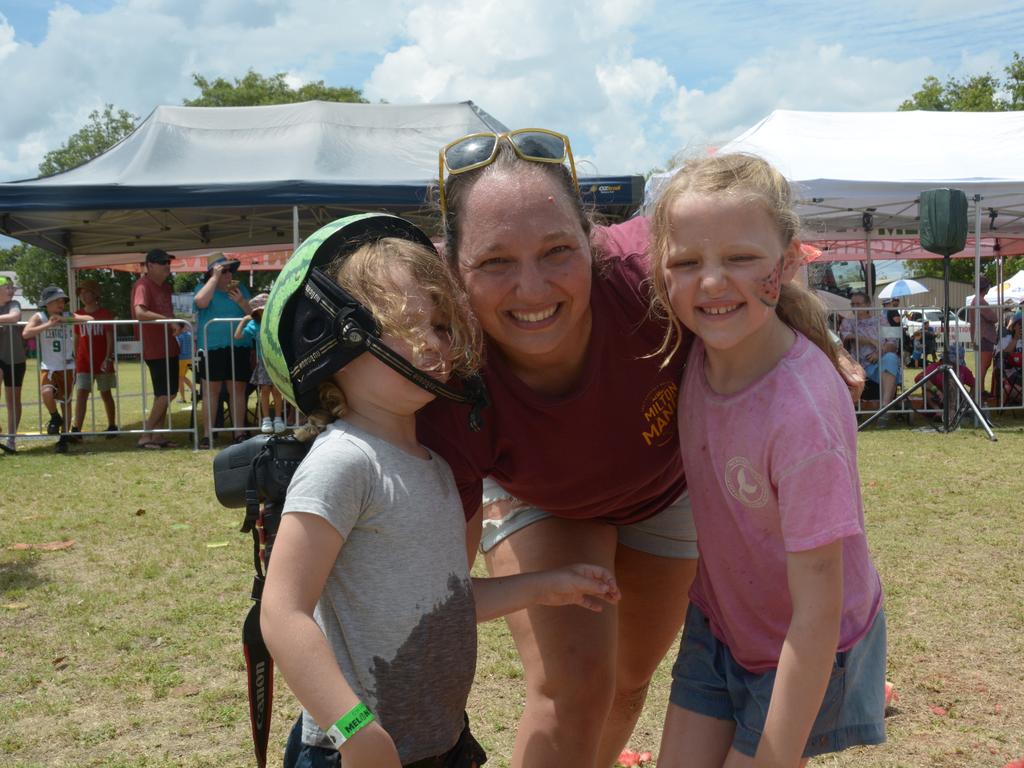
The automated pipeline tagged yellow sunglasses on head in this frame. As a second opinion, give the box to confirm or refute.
[438,128,579,215]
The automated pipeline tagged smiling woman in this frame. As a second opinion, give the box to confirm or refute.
[418,132,699,768]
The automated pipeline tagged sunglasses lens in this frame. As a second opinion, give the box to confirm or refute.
[445,135,498,172]
[511,131,566,160]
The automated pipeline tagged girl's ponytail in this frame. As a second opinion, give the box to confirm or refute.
[775,282,840,371]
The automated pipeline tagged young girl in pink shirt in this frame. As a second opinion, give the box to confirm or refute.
[648,153,886,767]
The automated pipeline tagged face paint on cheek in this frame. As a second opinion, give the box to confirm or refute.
[756,260,784,307]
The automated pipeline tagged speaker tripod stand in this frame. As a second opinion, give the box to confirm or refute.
[859,254,996,441]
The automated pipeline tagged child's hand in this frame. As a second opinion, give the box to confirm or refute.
[338,721,401,768]
[535,563,620,612]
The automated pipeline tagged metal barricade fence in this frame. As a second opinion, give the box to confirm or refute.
[834,303,1024,418]
[196,316,297,447]
[0,318,201,450]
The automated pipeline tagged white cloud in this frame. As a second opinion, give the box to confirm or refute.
[0,0,417,180]
[660,43,934,162]
[0,14,17,61]
[0,0,1019,185]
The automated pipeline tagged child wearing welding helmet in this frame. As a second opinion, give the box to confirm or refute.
[259,214,620,768]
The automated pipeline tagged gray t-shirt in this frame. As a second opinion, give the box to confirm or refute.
[0,300,26,364]
[282,420,476,763]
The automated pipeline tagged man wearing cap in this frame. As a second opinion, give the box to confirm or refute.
[71,278,118,441]
[22,285,77,453]
[0,275,26,453]
[131,249,180,449]
[193,253,252,447]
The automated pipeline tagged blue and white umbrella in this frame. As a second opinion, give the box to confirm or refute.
[877,278,929,300]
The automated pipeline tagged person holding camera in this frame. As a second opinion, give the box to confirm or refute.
[193,253,252,448]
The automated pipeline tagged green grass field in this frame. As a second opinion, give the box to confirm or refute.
[2,409,1023,766]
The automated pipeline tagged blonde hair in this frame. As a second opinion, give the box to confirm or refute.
[648,153,838,371]
[297,237,482,440]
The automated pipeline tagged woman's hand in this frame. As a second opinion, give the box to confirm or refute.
[338,721,402,768]
[533,563,621,612]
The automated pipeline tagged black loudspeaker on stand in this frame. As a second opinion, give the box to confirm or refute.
[860,189,996,441]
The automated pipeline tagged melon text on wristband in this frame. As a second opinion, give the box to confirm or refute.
[326,702,375,748]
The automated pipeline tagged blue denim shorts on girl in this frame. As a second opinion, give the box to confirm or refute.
[669,603,887,758]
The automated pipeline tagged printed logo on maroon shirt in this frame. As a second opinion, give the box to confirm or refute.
[641,380,678,447]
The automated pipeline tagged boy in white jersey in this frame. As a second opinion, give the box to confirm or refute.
[23,285,82,453]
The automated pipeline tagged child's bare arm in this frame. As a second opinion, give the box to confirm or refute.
[262,513,401,768]
[21,313,51,339]
[754,540,843,768]
[233,316,251,339]
[472,564,620,623]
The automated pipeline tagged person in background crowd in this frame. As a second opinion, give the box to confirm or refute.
[969,276,999,398]
[174,321,194,405]
[71,279,118,440]
[131,248,180,449]
[23,285,79,454]
[840,291,901,416]
[194,254,252,448]
[233,292,284,434]
[0,275,26,454]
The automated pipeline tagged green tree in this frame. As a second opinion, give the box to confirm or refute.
[901,54,1024,282]
[183,69,367,107]
[900,52,1024,112]
[37,104,139,177]
[11,244,67,304]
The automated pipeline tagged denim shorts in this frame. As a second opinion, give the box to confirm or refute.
[669,603,887,758]
[479,478,698,559]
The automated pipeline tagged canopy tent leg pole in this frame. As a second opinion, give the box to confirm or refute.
[972,196,984,414]
[66,251,78,312]
[292,206,299,251]
[864,232,873,298]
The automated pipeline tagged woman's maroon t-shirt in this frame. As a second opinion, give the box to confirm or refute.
[417,219,687,524]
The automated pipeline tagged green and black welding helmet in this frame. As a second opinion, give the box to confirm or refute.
[260,213,488,429]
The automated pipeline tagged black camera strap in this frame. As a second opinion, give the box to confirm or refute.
[241,447,276,768]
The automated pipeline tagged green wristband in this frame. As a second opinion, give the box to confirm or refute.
[326,702,375,748]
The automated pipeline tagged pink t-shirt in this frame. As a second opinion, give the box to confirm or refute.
[418,218,688,524]
[680,333,883,674]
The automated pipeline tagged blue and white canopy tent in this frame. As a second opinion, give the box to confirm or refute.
[0,100,643,265]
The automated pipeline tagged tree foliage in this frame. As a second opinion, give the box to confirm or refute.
[37,104,139,177]
[901,53,1024,283]
[183,69,367,107]
[13,70,366,315]
[899,52,1024,112]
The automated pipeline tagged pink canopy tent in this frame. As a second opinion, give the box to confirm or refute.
[73,244,293,274]
[804,236,1024,263]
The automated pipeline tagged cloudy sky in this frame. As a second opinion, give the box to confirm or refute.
[1,0,1023,183]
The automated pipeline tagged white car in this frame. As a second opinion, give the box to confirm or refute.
[902,309,972,346]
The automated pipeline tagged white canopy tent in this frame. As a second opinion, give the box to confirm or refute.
[645,110,1024,411]
[645,109,1024,310]
[646,109,1024,240]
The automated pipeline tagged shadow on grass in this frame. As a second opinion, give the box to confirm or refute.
[0,551,47,594]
